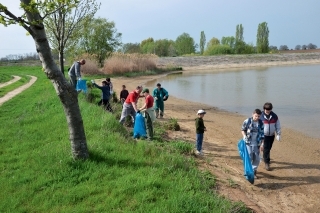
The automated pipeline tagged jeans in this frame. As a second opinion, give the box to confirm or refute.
[196,133,204,152]
[246,145,260,171]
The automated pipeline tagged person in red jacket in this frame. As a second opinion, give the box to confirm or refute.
[119,86,143,125]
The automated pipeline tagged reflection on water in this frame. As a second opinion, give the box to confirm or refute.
[146,65,320,138]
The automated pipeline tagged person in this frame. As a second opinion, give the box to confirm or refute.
[241,109,265,178]
[119,85,129,105]
[260,102,281,171]
[152,83,169,118]
[68,59,86,89]
[119,86,143,125]
[91,80,113,112]
[106,77,113,94]
[195,109,207,155]
[139,88,155,140]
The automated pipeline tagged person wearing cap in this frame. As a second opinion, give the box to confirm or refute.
[68,59,86,89]
[139,88,155,140]
[152,83,169,118]
[195,109,207,155]
[119,86,143,125]
[260,102,281,171]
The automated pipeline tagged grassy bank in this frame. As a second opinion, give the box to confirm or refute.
[0,66,249,212]
[0,75,30,97]
[0,73,12,83]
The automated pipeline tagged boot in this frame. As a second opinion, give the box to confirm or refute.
[265,163,270,171]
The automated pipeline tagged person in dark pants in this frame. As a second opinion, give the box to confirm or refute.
[139,88,155,140]
[68,59,85,89]
[92,80,113,112]
[260,102,281,171]
[119,85,129,105]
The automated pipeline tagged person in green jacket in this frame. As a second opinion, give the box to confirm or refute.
[152,83,169,118]
[195,109,207,155]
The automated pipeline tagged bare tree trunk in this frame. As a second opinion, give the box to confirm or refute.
[22,0,89,160]
[59,49,65,75]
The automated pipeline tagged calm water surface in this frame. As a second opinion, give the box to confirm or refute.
[146,64,320,138]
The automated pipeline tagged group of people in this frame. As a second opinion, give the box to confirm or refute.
[68,59,281,178]
[118,83,169,140]
[241,102,281,177]
[198,102,281,179]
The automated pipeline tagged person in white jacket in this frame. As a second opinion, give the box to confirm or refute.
[260,102,281,171]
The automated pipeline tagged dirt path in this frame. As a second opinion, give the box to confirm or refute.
[105,71,320,213]
[0,75,37,106]
[0,75,21,88]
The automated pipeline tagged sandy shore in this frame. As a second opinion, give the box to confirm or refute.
[106,53,320,213]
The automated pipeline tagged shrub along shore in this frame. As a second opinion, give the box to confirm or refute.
[0,66,250,212]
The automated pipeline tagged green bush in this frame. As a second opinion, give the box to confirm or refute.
[204,45,232,55]
[164,117,180,131]
[170,141,193,154]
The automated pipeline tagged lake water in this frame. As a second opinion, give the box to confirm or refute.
[146,64,320,138]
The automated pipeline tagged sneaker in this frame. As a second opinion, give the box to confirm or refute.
[265,163,270,171]
[195,150,201,155]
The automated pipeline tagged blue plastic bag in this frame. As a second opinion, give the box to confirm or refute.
[76,79,87,93]
[237,139,254,184]
[133,113,147,139]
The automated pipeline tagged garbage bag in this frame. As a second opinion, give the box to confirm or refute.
[237,139,254,184]
[76,79,87,93]
[133,113,147,139]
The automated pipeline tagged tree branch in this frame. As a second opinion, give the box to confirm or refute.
[42,3,67,20]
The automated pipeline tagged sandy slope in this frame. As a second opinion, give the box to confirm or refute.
[106,54,320,213]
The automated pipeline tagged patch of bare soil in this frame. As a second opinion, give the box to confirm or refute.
[0,75,21,88]
[0,75,37,106]
[103,55,320,213]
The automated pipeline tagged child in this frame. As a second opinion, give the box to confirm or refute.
[106,77,113,94]
[91,80,113,112]
[241,109,264,178]
[195,109,207,155]
[119,85,129,105]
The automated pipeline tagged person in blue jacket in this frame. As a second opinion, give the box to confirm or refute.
[152,83,168,118]
[241,109,264,178]
[92,80,113,112]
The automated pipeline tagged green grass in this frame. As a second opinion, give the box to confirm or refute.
[0,73,13,83]
[0,75,30,97]
[0,66,250,213]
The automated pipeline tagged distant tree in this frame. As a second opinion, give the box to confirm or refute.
[78,18,122,67]
[295,45,301,50]
[206,37,220,48]
[199,31,206,55]
[175,33,196,55]
[221,36,235,49]
[301,45,307,50]
[279,45,289,50]
[121,43,141,54]
[307,43,317,49]
[256,22,269,53]
[140,38,155,54]
[154,39,174,57]
[0,0,89,159]
[168,44,177,56]
[269,45,278,51]
[41,0,100,75]
[235,24,244,54]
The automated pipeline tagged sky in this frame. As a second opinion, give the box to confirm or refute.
[0,0,319,58]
